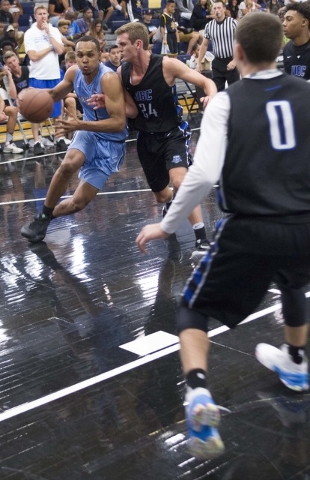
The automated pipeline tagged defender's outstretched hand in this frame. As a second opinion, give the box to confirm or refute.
[136,223,170,254]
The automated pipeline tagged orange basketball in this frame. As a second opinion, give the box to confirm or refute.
[17,88,54,123]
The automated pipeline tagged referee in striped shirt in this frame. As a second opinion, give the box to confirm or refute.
[197,0,239,91]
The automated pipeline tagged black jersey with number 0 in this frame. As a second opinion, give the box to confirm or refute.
[219,74,310,216]
[121,54,181,133]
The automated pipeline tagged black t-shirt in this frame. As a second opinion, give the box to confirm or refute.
[0,10,13,24]
[48,0,66,14]
[12,66,30,94]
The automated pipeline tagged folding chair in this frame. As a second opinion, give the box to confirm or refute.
[175,78,200,114]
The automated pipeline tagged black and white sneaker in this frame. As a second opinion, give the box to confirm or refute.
[20,213,51,243]
[56,139,69,151]
[190,239,210,262]
[34,141,45,156]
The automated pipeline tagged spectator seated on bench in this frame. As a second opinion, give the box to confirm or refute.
[0,86,24,153]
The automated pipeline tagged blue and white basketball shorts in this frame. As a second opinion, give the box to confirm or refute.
[69,130,126,190]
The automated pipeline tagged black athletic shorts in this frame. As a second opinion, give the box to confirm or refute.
[181,214,310,328]
[97,0,112,10]
[136,126,190,193]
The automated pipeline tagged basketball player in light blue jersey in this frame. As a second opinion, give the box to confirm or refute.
[21,36,138,244]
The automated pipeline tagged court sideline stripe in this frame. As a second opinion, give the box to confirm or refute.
[0,189,152,207]
[0,296,306,423]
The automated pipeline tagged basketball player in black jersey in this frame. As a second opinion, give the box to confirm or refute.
[282,1,310,80]
[116,22,217,259]
[137,12,310,460]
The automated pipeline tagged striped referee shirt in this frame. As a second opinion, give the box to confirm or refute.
[204,17,238,59]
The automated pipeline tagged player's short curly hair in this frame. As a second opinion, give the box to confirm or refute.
[285,0,310,24]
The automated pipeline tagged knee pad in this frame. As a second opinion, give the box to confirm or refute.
[177,305,209,334]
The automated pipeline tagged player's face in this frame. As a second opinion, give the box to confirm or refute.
[76,41,100,77]
[283,10,308,39]
[109,47,121,66]
[117,33,139,62]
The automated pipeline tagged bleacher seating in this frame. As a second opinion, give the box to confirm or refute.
[18,3,33,31]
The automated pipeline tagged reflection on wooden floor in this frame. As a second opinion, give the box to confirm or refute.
[0,119,309,479]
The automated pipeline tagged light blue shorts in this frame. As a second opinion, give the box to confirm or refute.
[69,130,126,190]
[29,78,62,118]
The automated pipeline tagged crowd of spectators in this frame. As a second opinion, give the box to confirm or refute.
[0,0,305,155]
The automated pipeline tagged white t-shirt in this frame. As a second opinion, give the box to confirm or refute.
[24,23,62,80]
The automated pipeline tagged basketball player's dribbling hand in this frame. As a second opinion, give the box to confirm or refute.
[136,223,169,254]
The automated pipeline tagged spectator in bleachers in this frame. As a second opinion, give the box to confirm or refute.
[0,0,23,42]
[65,10,85,41]
[0,39,17,64]
[0,73,23,153]
[188,42,211,70]
[178,27,201,54]
[175,0,194,21]
[238,0,261,18]
[160,0,179,54]
[0,0,16,30]
[190,0,214,30]
[87,18,106,50]
[162,0,201,55]
[122,0,143,22]
[3,49,39,147]
[3,50,28,93]
[103,44,121,70]
[73,0,99,18]
[48,0,71,27]
[58,19,76,51]
[226,0,240,19]
[142,9,159,46]
[60,50,77,72]
[0,24,23,52]
[266,0,282,15]
[97,0,114,30]
[8,0,22,24]
[75,6,94,34]
[24,4,68,155]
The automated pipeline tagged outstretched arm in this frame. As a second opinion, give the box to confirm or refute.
[163,56,217,108]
